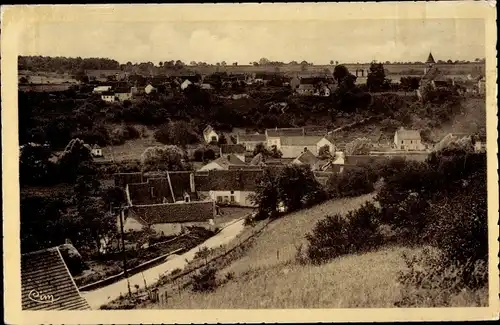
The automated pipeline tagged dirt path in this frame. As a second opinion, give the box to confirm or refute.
[81,219,246,309]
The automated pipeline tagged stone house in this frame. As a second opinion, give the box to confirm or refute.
[236,133,267,151]
[394,127,424,151]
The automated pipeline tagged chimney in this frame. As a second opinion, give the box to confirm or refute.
[189,172,196,193]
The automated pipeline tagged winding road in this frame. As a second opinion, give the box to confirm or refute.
[80,219,245,309]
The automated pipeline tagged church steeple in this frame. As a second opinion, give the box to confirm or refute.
[426,52,436,65]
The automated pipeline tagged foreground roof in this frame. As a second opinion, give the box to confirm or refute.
[21,247,90,310]
[220,144,246,154]
[128,201,215,225]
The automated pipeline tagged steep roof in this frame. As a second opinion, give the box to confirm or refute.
[395,127,421,140]
[426,52,436,64]
[294,150,319,165]
[114,87,131,94]
[128,201,215,225]
[209,154,246,169]
[237,133,267,143]
[21,247,90,310]
[195,169,264,191]
[266,127,305,137]
[114,172,143,188]
[280,136,323,146]
[220,144,246,154]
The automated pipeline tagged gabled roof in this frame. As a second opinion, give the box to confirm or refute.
[211,154,246,169]
[237,133,267,143]
[128,201,215,225]
[21,247,90,310]
[266,127,305,137]
[101,91,115,96]
[114,87,131,94]
[203,125,215,135]
[294,150,319,165]
[195,169,264,191]
[426,52,436,64]
[220,144,246,154]
[280,136,323,146]
[395,127,421,140]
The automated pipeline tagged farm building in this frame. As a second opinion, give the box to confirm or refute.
[394,127,425,151]
[21,247,90,310]
[236,133,267,151]
[203,125,219,144]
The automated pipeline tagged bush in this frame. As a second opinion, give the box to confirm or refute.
[305,202,382,265]
[191,266,218,293]
[326,168,374,198]
[395,248,488,307]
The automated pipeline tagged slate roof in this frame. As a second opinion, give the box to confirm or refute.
[220,144,246,154]
[114,172,144,188]
[280,136,323,146]
[128,201,215,225]
[195,169,264,191]
[21,247,90,311]
[237,133,267,143]
[294,150,319,165]
[127,171,195,205]
[208,154,247,169]
[396,127,421,140]
[344,155,390,166]
[266,128,305,137]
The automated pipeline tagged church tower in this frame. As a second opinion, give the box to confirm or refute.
[424,52,436,74]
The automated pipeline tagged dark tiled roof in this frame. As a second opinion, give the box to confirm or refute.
[280,136,322,146]
[426,52,436,64]
[221,144,246,154]
[21,247,90,311]
[101,91,115,96]
[228,165,263,170]
[128,172,195,205]
[128,201,215,224]
[294,150,319,165]
[344,155,390,166]
[114,87,131,93]
[114,173,144,189]
[237,133,267,143]
[266,128,305,137]
[195,169,264,191]
[396,127,421,140]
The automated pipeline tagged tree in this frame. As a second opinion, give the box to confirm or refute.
[190,61,197,66]
[367,62,390,92]
[154,121,199,147]
[318,144,331,159]
[249,169,279,220]
[19,76,29,84]
[140,145,187,172]
[217,134,228,145]
[57,138,95,183]
[345,138,374,155]
[20,143,56,186]
[330,60,334,65]
[259,58,270,65]
[221,61,227,66]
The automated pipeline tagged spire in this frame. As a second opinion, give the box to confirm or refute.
[426,52,436,65]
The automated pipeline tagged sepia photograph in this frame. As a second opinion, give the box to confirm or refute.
[2,2,498,324]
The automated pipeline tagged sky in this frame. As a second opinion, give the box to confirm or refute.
[18,18,485,65]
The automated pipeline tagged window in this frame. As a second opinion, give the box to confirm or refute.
[401,140,404,144]
[410,140,413,144]
[230,191,234,194]
[217,196,222,202]
[150,187,155,198]
[230,196,235,202]
[224,196,229,202]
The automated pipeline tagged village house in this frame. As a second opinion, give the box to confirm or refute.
[280,135,324,158]
[92,85,112,94]
[114,87,133,101]
[21,247,91,310]
[144,84,157,94]
[236,133,267,151]
[394,127,424,151]
[203,125,219,144]
[316,135,337,156]
[265,127,305,148]
[198,154,247,171]
[220,144,246,162]
[100,91,116,102]
[90,144,103,157]
[195,169,263,207]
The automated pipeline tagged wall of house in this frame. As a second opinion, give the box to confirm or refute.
[199,161,225,171]
[152,221,214,237]
[239,141,261,151]
[281,145,318,158]
[116,93,132,101]
[119,216,145,233]
[316,138,335,154]
[101,95,115,102]
[205,190,256,207]
[204,130,219,143]
[394,138,423,151]
[267,137,281,149]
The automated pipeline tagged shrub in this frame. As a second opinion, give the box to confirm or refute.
[305,202,383,265]
[191,266,218,293]
[395,248,488,307]
[326,168,374,198]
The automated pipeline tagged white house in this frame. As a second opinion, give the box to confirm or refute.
[181,79,193,90]
[92,85,112,94]
[279,136,323,158]
[203,125,219,144]
[316,136,336,156]
[115,88,132,101]
[91,144,103,157]
[265,127,305,149]
[394,127,424,151]
[101,92,116,102]
[144,84,157,94]
[236,133,267,151]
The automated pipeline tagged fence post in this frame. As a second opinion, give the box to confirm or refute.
[277,249,279,261]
